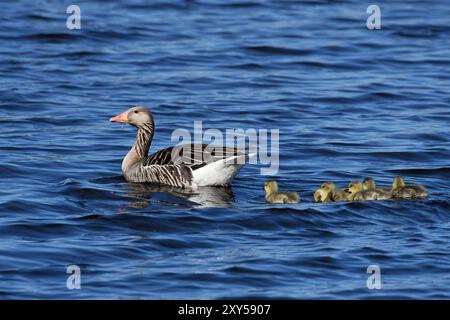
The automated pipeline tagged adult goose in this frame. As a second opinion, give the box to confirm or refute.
[110,106,254,188]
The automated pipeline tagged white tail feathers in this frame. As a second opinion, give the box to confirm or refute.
[192,153,254,186]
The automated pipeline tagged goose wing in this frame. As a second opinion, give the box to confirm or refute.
[125,163,194,188]
[143,144,244,170]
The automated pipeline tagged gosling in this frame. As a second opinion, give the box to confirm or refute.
[264,181,300,204]
[391,176,428,199]
[314,182,350,202]
[347,181,378,201]
[362,177,392,200]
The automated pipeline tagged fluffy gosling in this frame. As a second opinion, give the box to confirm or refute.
[314,182,350,202]
[347,181,378,201]
[362,177,392,200]
[391,176,428,199]
[264,181,300,204]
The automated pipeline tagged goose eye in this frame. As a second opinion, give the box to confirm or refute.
[134,110,139,114]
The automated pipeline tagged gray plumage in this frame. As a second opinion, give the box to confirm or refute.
[111,106,247,188]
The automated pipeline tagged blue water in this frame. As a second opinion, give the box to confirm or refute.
[1,0,450,299]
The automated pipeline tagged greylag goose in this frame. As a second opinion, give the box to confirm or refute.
[362,177,392,200]
[110,106,254,188]
[346,181,378,201]
[313,182,350,202]
[264,181,300,204]
[391,176,428,199]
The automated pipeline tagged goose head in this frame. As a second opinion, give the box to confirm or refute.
[362,177,376,190]
[346,181,363,195]
[392,176,405,190]
[264,181,279,194]
[110,106,154,128]
[320,182,336,193]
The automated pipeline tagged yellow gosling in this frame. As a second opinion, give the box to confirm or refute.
[362,177,392,200]
[314,182,350,202]
[314,188,332,202]
[264,181,300,204]
[314,182,333,202]
[347,180,377,201]
[391,176,428,199]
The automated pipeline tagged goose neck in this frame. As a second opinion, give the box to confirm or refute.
[133,123,154,158]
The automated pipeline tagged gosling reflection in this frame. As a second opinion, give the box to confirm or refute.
[123,183,234,208]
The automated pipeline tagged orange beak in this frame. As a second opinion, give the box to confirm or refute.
[109,110,129,123]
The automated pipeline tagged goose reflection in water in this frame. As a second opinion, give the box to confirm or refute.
[123,182,234,208]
